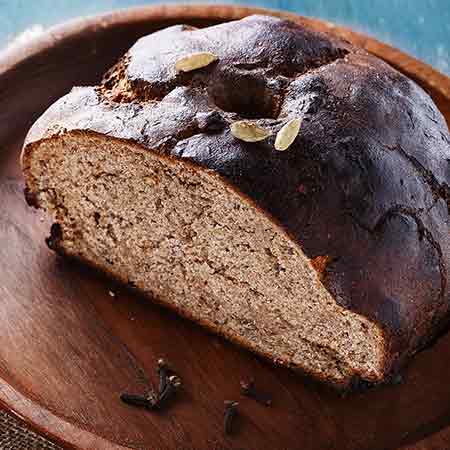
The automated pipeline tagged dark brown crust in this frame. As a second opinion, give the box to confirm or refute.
[22,15,450,384]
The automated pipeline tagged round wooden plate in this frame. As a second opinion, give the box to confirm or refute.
[1,5,450,450]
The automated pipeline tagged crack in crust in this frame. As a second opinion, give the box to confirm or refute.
[99,19,351,123]
[99,53,351,123]
[395,144,450,215]
[101,54,134,102]
[350,204,447,303]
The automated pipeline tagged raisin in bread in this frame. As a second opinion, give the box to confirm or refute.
[21,15,450,388]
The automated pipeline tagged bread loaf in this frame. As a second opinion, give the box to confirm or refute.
[21,15,450,388]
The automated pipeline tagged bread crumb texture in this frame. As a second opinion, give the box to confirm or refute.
[25,133,385,386]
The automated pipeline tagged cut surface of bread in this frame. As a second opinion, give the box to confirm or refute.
[23,131,386,386]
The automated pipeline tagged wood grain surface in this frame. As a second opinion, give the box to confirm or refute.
[1,5,450,450]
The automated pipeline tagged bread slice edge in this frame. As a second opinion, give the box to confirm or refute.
[22,129,390,389]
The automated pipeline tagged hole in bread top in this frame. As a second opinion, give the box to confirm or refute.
[208,69,283,119]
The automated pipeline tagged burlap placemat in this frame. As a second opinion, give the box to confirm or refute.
[0,409,62,449]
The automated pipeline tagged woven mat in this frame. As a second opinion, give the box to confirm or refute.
[0,409,62,449]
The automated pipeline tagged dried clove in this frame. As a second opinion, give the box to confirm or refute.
[223,400,239,435]
[120,358,182,412]
[154,374,182,409]
[147,390,159,408]
[120,393,153,409]
[240,379,272,406]
[157,358,169,393]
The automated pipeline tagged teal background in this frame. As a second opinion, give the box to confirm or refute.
[0,0,449,75]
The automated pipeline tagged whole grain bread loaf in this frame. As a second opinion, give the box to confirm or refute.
[21,15,450,388]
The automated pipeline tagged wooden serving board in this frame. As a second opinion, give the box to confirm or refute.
[1,5,450,450]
